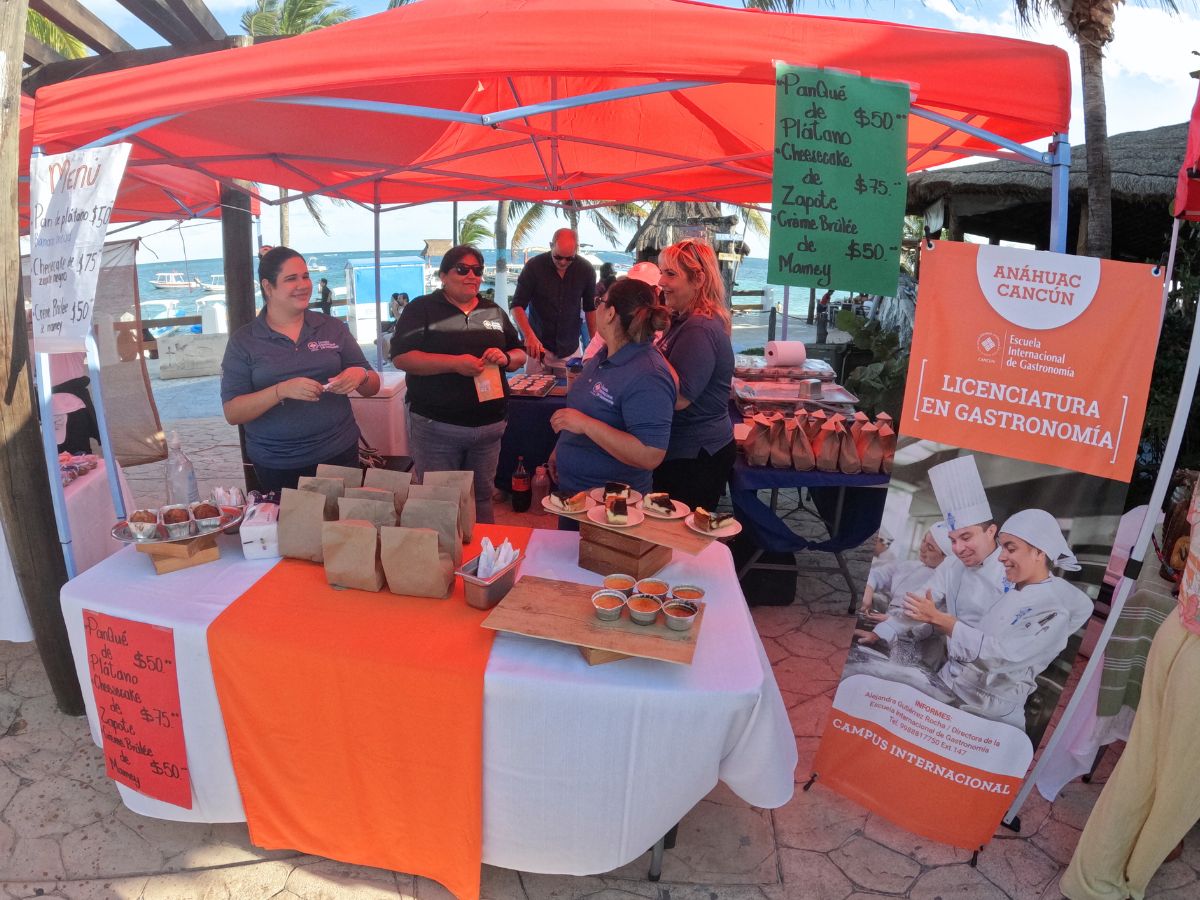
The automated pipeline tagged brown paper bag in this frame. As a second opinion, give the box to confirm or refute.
[744,414,772,467]
[363,468,412,516]
[422,471,477,542]
[278,487,332,563]
[345,486,395,506]
[297,475,344,519]
[400,498,463,567]
[321,520,384,591]
[337,496,397,529]
[849,411,869,445]
[858,426,884,474]
[802,409,826,442]
[815,420,841,472]
[316,463,364,489]
[789,419,816,471]
[768,417,792,468]
[878,424,897,474]
[838,423,862,474]
[379,526,455,599]
[875,412,894,429]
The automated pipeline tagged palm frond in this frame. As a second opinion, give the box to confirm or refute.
[511,204,549,248]
[458,207,496,245]
[27,11,88,58]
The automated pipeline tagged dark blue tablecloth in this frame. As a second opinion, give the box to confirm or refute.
[494,392,568,489]
[730,457,889,554]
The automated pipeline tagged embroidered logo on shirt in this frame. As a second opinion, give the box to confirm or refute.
[1009,606,1033,626]
[591,381,615,406]
[483,320,502,332]
[306,340,340,351]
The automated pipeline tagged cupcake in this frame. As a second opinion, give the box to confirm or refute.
[191,502,224,532]
[159,505,193,539]
[127,509,160,541]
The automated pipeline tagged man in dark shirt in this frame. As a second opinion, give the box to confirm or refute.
[510,228,596,374]
[317,278,333,316]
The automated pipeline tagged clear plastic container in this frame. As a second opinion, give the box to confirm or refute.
[532,465,551,514]
[165,430,200,505]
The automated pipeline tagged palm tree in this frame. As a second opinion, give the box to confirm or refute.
[507,200,645,249]
[1009,0,1179,258]
[457,206,495,245]
[241,0,355,242]
[27,11,87,58]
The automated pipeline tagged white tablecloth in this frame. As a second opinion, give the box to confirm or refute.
[351,371,408,456]
[1,461,133,642]
[59,529,796,874]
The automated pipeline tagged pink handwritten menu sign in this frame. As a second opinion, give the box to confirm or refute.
[83,611,192,808]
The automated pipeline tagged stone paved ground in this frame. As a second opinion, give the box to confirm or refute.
[8,416,1200,899]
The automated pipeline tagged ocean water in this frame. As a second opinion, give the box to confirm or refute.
[136,249,780,318]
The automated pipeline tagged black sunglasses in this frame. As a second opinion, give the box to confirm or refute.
[552,254,575,263]
[451,264,484,276]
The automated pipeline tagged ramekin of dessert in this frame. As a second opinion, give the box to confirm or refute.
[159,504,194,539]
[662,600,699,632]
[633,578,669,599]
[669,584,705,603]
[591,590,627,622]
[127,509,161,541]
[626,593,662,626]
[190,501,224,532]
[603,573,636,595]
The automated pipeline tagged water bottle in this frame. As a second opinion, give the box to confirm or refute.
[511,456,532,513]
[532,465,551,513]
[165,430,200,505]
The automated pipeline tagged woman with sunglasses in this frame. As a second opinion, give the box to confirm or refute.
[221,246,381,494]
[654,239,736,511]
[390,245,526,522]
[548,277,676,501]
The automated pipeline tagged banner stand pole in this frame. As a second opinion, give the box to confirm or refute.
[34,352,77,580]
[374,182,383,371]
[85,332,126,521]
[1003,233,1199,829]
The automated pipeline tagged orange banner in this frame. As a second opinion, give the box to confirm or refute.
[901,241,1162,481]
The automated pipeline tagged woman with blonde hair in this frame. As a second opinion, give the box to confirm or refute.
[654,238,736,511]
[548,277,676,497]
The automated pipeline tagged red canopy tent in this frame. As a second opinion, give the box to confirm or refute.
[1174,84,1200,220]
[18,96,233,232]
[31,0,1071,214]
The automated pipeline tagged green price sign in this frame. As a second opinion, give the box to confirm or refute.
[768,65,909,297]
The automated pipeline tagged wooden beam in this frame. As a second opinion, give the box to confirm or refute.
[29,0,134,54]
[220,183,262,493]
[114,0,195,46]
[162,0,226,42]
[3,0,85,715]
[23,35,256,93]
[24,32,65,66]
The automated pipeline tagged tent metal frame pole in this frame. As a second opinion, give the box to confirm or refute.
[33,353,77,580]
[909,106,1048,164]
[374,182,383,372]
[1004,234,1195,827]
[1048,133,1071,253]
[85,332,126,522]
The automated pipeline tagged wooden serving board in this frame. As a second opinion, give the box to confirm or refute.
[482,575,705,666]
[135,532,220,574]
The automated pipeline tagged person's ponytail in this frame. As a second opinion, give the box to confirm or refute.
[627,303,669,343]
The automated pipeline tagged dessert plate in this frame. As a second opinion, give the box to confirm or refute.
[586,504,645,529]
[541,494,597,515]
[638,498,689,520]
[684,513,742,538]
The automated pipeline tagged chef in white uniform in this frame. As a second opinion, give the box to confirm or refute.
[873,525,897,563]
[866,455,1009,649]
[907,509,1093,729]
[861,522,952,617]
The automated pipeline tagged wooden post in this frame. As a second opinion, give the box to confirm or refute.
[2,0,85,715]
[220,183,260,492]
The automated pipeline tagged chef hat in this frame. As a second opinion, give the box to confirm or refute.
[929,455,992,531]
[999,509,1081,572]
[928,521,953,556]
[627,262,662,286]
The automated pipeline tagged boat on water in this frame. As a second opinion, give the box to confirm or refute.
[150,271,200,290]
[308,257,328,272]
[200,274,226,292]
[135,299,183,339]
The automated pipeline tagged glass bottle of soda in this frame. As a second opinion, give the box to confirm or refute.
[511,456,532,512]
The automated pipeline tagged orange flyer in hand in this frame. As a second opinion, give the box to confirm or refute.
[901,241,1162,481]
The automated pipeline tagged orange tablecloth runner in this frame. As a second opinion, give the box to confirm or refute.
[208,524,533,900]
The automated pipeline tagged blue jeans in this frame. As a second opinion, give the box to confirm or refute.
[407,410,507,523]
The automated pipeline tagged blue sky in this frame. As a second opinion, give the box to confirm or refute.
[79,0,1200,261]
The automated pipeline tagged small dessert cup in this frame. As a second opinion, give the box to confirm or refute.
[669,584,705,603]
[626,594,662,626]
[591,590,627,622]
[190,502,225,532]
[159,504,194,539]
[633,578,669,599]
[127,510,161,541]
[662,600,699,632]
[603,573,637,596]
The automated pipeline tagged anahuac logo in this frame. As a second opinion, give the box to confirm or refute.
[976,332,1001,360]
[483,320,502,332]
[306,340,339,351]
[975,245,1100,331]
[591,381,615,406]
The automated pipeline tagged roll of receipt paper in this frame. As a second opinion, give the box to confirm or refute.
[764,341,807,366]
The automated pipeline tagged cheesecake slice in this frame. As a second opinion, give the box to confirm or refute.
[604,481,631,500]
[549,490,588,513]
[644,492,676,515]
[694,506,733,531]
[605,496,629,525]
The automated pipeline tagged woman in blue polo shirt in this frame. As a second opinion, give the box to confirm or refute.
[220,247,380,494]
[654,238,735,511]
[549,278,676,497]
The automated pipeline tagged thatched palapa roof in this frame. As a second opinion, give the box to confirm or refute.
[906,123,1187,262]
